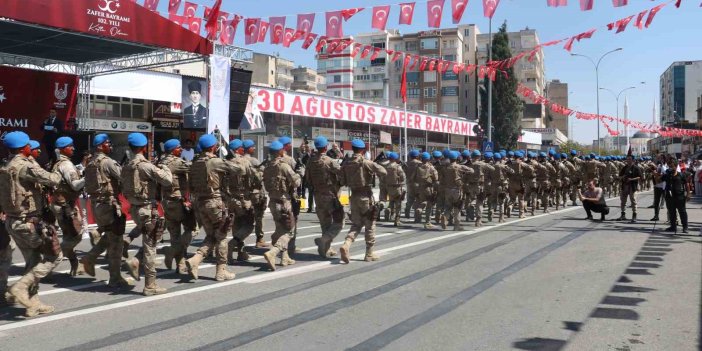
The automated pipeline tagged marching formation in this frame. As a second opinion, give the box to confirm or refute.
[0,130,658,318]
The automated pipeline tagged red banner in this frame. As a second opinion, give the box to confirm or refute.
[0,66,78,150]
[0,0,211,55]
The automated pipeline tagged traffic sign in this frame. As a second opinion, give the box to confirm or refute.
[482,141,493,153]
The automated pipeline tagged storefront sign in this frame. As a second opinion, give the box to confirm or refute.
[519,130,543,145]
[78,118,152,132]
[348,130,379,145]
[311,127,348,141]
[252,87,477,136]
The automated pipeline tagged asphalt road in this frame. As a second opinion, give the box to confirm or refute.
[0,192,700,351]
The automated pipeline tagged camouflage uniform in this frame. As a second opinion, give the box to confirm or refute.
[50,154,86,276]
[467,158,495,226]
[534,160,554,213]
[245,154,268,246]
[262,157,301,270]
[306,151,344,258]
[0,208,15,306]
[403,157,422,220]
[601,160,614,198]
[121,153,172,295]
[1,153,62,316]
[487,160,514,222]
[550,159,568,210]
[433,157,449,224]
[569,157,585,205]
[186,152,242,281]
[440,161,473,230]
[583,158,606,189]
[381,160,406,227]
[159,154,194,274]
[412,160,439,228]
[226,153,257,263]
[561,159,578,207]
[507,158,534,218]
[339,153,387,262]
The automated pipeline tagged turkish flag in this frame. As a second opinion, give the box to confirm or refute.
[401,59,408,103]
[372,6,391,31]
[611,0,627,7]
[270,16,286,44]
[645,4,667,28]
[392,52,403,62]
[419,58,428,71]
[546,0,567,6]
[183,1,198,18]
[219,18,237,45]
[168,0,181,14]
[168,14,185,26]
[399,3,416,25]
[451,0,468,24]
[301,33,318,50]
[409,55,420,70]
[580,0,593,10]
[245,18,261,45]
[326,39,340,53]
[326,11,344,38]
[563,37,576,52]
[361,46,372,58]
[282,28,295,48]
[144,0,160,11]
[341,8,364,21]
[427,0,445,28]
[608,15,634,33]
[452,63,463,74]
[483,0,500,18]
[187,17,202,35]
[335,40,351,53]
[296,13,315,39]
[634,10,647,29]
[204,0,222,40]
[428,60,436,71]
[258,21,269,43]
[351,43,363,57]
[315,36,328,52]
[217,11,229,33]
[370,47,382,61]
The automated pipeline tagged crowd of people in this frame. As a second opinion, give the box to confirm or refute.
[0,130,698,318]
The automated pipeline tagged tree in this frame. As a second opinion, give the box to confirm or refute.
[479,22,523,150]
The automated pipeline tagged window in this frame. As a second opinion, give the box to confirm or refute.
[442,71,458,80]
[442,40,457,49]
[443,103,458,113]
[333,75,341,83]
[423,71,436,82]
[90,95,144,119]
[443,54,456,61]
[333,91,341,97]
[420,38,438,50]
[424,102,437,113]
[371,57,386,67]
[406,72,420,84]
[371,74,385,81]
[394,43,402,51]
[405,41,418,51]
[407,88,420,98]
[442,87,459,96]
[372,42,386,49]
[423,87,437,98]
[408,104,419,110]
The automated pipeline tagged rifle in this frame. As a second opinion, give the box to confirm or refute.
[146,204,166,242]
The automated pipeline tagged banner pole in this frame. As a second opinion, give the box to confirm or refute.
[404,101,408,162]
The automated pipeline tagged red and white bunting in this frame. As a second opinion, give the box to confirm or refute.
[257,20,269,43]
[168,0,182,14]
[244,18,261,45]
[270,16,286,44]
[326,11,344,37]
[399,2,416,25]
[371,5,391,31]
[427,0,445,28]
[301,33,318,50]
[183,1,198,18]
[451,0,468,24]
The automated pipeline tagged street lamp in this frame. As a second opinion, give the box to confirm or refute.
[599,85,636,153]
[571,48,623,154]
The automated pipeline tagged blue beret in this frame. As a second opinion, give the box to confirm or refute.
[432,151,442,158]
[421,152,431,160]
[584,156,591,160]
[3,132,30,149]
[539,152,547,158]
[500,150,507,157]
[554,153,561,160]
[548,149,556,156]
[164,139,181,152]
[560,153,568,159]
[314,136,328,149]
[462,150,470,157]
[508,151,515,157]
[594,156,600,161]
[494,153,502,160]
[93,133,110,147]
[128,133,148,147]
[29,140,41,150]
[269,141,284,151]
[484,152,494,159]
[447,151,458,160]
[388,152,399,160]
[278,136,292,145]
[55,136,74,149]
[229,139,243,151]
[351,139,366,149]
[198,134,217,150]
[515,151,524,158]
[243,139,255,149]
[570,149,577,156]
[589,153,596,158]
[442,149,451,158]
[471,150,481,157]
[409,150,420,157]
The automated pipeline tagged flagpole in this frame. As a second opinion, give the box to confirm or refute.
[404,101,408,162]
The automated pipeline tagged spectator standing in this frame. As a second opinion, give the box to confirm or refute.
[663,158,690,233]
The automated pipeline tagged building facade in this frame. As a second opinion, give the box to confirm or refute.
[291,66,326,94]
[242,52,295,90]
[546,79,569,138]
[477,27,546,128]
[660,60,702,125]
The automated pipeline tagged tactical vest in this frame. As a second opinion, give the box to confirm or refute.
[469,162,485,184]
[415,163,434,187]
[0,157,37,216]
[190,154,215,197]
[84,154,114,198]
[384,163,404,186]
[227,156,251,196]
[52,157,81,201]
[159,155,185,199]
[246,155,264,191]
[343,156,370,190]
[308,155,333,191]
[263,159,291,196]
[122,157,149,203]
[442,164,463,188]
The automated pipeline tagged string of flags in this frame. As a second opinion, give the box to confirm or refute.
[517,84,702,138]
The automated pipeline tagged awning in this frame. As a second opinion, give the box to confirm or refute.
[0,0,211,63]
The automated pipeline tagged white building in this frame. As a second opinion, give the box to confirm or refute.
[660,60,702,124]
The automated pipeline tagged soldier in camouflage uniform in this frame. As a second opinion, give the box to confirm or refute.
[306,136,344,258]
[50,137,86,276]
[1,131,62,317]
[278,136,304,255]
[185,134,242,281]
[600,156,614,198]
[582,154,607,189]
[534,152,555,213]
[226,139,257,263]
[487,153,514,222]
[80,134,133,287]
[506,151,534,218]
[243,140,270,248]
[559,153,577,208]
[440,151,473,230]
[550,153,568,210]
[467,150,495,226]
[433,150,449,225]
[158,139,195,275]
[412,152,439,229]
[262,141,301,270]
[121,133,173,295]
[338,139,387,263]
[569,151,584,206]
[403,150,421,220]
[380,152,406,227]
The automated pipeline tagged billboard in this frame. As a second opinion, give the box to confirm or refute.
[182,77,208,130]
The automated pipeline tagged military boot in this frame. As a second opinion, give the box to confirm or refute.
[440,215,447,230]
[384,209,390,222]
[7,275,34,309]
[281,251,296,266]
[68,256,84,276]
[215,264,236,281]
[498,213,505,223]
[339,238,353,264]
[404,207,411,219]
[89,229,102,247]
[424,222,434,229]
[255,239,271,248]
[314,236,333,258]
[487,211,493,222]
[185,253,204,279]
[124,257,140,281]
[453,224,464,231]
[505,205,512,218]
[394,218,402,227]
[616,212,627,221]
[143,276,167,296]
[263,247,280,271]
[475,219,482,227]
[108,275,135,288]
[176,254,188,275]
[25,295,55,318]
[629,213,637,224]
[162,246,174,270]
[364,246,379,262]
[414,210,422,223]
[80,255,97,277]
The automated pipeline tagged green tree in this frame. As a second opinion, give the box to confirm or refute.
[479,22,523,150]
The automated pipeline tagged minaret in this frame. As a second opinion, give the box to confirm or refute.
[624,96,630,152]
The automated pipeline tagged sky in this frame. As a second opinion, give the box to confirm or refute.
[159,0,700,144]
